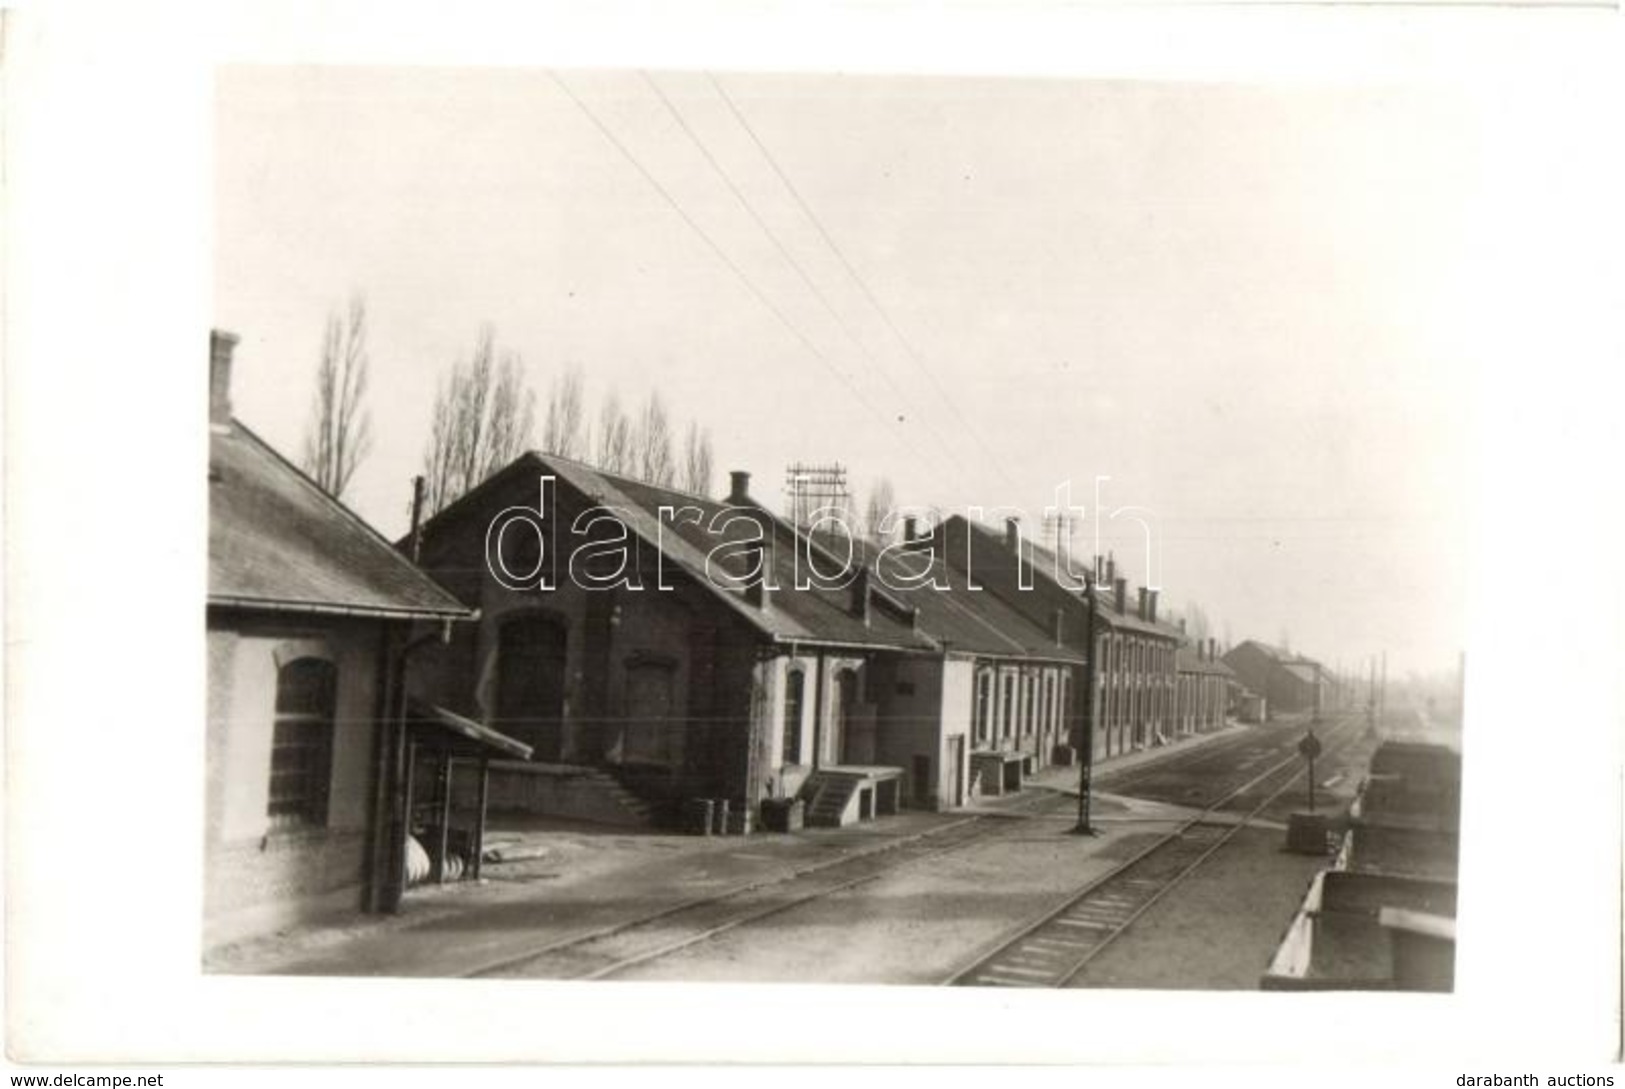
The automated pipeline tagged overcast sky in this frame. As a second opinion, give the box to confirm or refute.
[215,68,1480,678]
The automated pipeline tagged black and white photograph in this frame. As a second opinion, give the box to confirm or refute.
[6,2,1622,1076]
[203,68,1473,991]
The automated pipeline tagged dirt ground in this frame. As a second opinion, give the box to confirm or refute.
[206,811,978,976]
[206,724,1331,984]
[1064,824,1329,989]
[605,809,1177,986]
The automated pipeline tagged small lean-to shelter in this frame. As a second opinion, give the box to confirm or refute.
[398,701,533,887]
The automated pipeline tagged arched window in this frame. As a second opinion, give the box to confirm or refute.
[269,657,337,828]
[783,669,805,765]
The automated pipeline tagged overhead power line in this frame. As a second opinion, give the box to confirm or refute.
[705,71,1025,497]
[641,70,976,482]
[547,71,920,464]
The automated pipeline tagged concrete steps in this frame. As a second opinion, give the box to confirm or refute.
[800,773,861,828]
[484,761,657,829]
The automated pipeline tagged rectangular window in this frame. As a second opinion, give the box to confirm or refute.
[974,672,992,744]
[269,658,336,828]
[782,669,805,765]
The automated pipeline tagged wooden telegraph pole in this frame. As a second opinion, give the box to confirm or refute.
[1074,569,1101,836]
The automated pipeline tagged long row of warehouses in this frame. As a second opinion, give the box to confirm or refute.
[205,331,1341,948]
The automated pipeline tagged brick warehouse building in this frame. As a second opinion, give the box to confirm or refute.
[206,331,479,948]
[1223,639,1327,719]
[941,517,1184,761]
[409,456,1086,827]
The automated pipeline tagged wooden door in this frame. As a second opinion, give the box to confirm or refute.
[494,613,568,762]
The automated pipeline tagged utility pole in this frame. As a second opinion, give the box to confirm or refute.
[1074,569,1101,836]
[1380,651,1388,725]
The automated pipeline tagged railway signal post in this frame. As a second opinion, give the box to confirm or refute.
[1298,728,1322,813]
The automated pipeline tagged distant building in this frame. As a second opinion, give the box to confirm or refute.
[206,331,477,949]
[1222,640,1326,718]
[1175,637,1236,736]
[941,517,1184,761]
[843,525,1086,801]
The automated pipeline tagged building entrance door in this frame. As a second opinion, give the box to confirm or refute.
[830,669,858,765]
[949,736,966,808]
[494,613,568,762]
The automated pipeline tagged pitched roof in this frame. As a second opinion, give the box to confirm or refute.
[1176,646,1238,677]
[953,518,1184,640]
[209,421,470,620]
[834,537,1086,665]
[1235,639,1325,674]
[426,452,939,654]
[1281,661,1323,686]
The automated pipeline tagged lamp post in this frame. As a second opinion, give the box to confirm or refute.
[1074,569,1101,836]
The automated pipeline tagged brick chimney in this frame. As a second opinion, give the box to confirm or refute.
[1004,517,1020,552]
[903,516,918,544]
[728,470,751,505]
[1137,587,1149,621]
[1114,576,1127,615]
[210,329,239,427]
[1147,589,1159,624]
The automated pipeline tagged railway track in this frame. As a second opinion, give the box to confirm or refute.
[1095,719,1322,803]
[944,713,1362,988]
[463,785,1070,981]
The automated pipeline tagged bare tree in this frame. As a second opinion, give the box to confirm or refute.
[542,364,589,460]
[679,421,715,496]
[633,391,675,486]
[595,389,633,475]
[1183,600,1211,642]
[864,477,898,544]
[420,325,536,515]
[301,295,373,499]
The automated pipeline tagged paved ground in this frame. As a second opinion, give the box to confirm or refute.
[208,720,1356,985]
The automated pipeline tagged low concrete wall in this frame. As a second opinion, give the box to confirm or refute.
[484,763,652,828]
[204,829,370,951]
